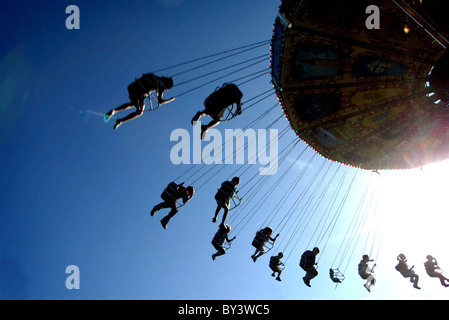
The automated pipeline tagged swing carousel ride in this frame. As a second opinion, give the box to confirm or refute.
[150,0,449,292]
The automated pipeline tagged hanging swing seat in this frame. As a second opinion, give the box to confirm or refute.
[215,183,242,211]
[269,256,285,271]
[221,103,239,121]
[252,230,275,253]
[130,73,165,112]
[329,268,345,283]
[211,233,232,250]
[145,92,162,111]
[204,83,243,121]
[229,191,242,211]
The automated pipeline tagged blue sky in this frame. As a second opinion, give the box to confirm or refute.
[1,0,448,300]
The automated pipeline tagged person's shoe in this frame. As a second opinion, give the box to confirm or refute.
[212,217,217,223]
[413,284,421,290]
[303,277,311,287]
[104,110,115,123]
[364,284,371,292]
[251,255,257,263]
[212,254,216,261]
[276,276,282,282]
[200,125,208,140]
[150,208,156,217]
[113,120,122,130]
[160,217,169,229]
[191,112,202,125]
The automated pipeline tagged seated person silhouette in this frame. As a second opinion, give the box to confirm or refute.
[191,83,242,139]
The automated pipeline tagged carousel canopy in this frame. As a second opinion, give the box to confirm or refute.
[271,0,449,170]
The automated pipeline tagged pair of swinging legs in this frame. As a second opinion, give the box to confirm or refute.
[212,202,229,224]
[150,201,178,229]
[427,271,449,287]
[363,274,376,292]
[302,267,318,287]
[211,242,227,261]
[251,246,266,263]
[105,96,146,130]
[107,92,173,130]
[270,266,282,281]
[191,110,222,140]
[403,271,421,289]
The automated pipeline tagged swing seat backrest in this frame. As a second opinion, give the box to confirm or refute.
[215,181,235,203]
[212,232,223,246]
[229,191,242,211]
[129,73,158,98]
[252,231,265,249]
[161,182,180,203]
[252,230,274,251]
[329,268,344,283]
[212,232,231,250]
[205,83,243,115]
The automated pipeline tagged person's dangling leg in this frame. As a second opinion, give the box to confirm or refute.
[220,207,229,225]
[192,110,206,125]
[151,202,169,216]
[251,246,266,262]
[274,266,282,281]
[201,119,221,140]
[364,274,374,292]
[251,250,260,262]
[160,203,178,229]
[105,102,134,121]
[303,267,318,287]
[212,246,226,260]
[114,97,145,130]
[212,205,222,223]
[437,273,449,287]
[431,272,449,287]
[411,274,421,289]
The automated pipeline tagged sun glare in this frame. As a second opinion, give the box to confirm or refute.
[375,160,449,270]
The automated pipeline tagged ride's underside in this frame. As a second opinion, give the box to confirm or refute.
[271,0,449,170]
